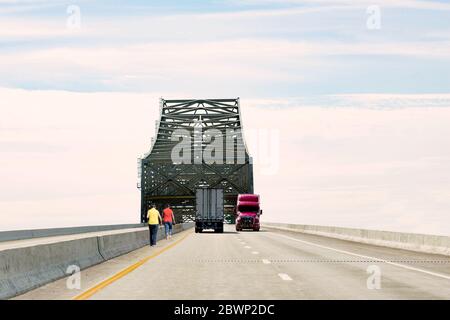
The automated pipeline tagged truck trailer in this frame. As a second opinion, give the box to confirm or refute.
[195,188,224,233]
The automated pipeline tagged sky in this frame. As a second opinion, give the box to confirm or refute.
[1,0,450,235]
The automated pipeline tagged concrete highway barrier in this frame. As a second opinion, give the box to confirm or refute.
[97,223,192,260]
[0,222,194,300]
[264,222,450,257]
[0,223,145,243]
[97,229,150,261]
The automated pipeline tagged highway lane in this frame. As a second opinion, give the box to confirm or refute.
[15,224,450,300]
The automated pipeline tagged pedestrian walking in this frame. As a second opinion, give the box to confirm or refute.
[147,204,162,246]
[162,204,176,240]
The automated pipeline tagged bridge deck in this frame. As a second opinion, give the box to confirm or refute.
[14,225,450,300]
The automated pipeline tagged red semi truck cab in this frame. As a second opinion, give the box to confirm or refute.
[235,194,262,232]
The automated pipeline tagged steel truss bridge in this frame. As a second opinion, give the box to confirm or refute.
[138,98,254,223]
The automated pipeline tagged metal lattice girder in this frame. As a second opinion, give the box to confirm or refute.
[139,98,254,223]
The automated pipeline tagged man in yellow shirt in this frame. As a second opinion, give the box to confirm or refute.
[147,204,162,246]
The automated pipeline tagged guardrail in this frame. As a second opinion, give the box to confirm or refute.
[0,222,194,300]
[264,222,450,257]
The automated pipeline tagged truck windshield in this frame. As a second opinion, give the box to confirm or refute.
[238,205,259,213]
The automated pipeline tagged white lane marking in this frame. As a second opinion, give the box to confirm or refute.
[278,273,292,281]
[245,246,251,249]
[271,233,450,281]
[262,259,271,264]
[252,251,259,255]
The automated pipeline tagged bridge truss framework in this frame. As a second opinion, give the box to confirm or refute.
[138,98,254,223]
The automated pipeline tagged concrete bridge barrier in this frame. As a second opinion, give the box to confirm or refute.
[97,222,194,260]
[264,222,450,257]
[0,222,194,300]
[98,229,149,261]
[0,224,145,243]
[0,236,103,300]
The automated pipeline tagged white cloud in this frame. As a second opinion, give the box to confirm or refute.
[1,0,448,94]
[0,0,68,14]
[234,0,450,10]
[242,98,450,236]
[0,19,83,38]
[0,39,448,94]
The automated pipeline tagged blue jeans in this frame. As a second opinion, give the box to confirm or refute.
[164,222,173,236]
[149,224,159,246]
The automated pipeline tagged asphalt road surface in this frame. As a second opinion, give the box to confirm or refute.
[15,224,450,300]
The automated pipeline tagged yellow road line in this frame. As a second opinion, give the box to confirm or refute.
[73,231,191,300]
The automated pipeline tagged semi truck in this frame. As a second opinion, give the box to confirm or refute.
[235,194,262,232]
[195,188,224,233]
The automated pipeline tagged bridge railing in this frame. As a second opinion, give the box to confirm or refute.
[264,222,450,257]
